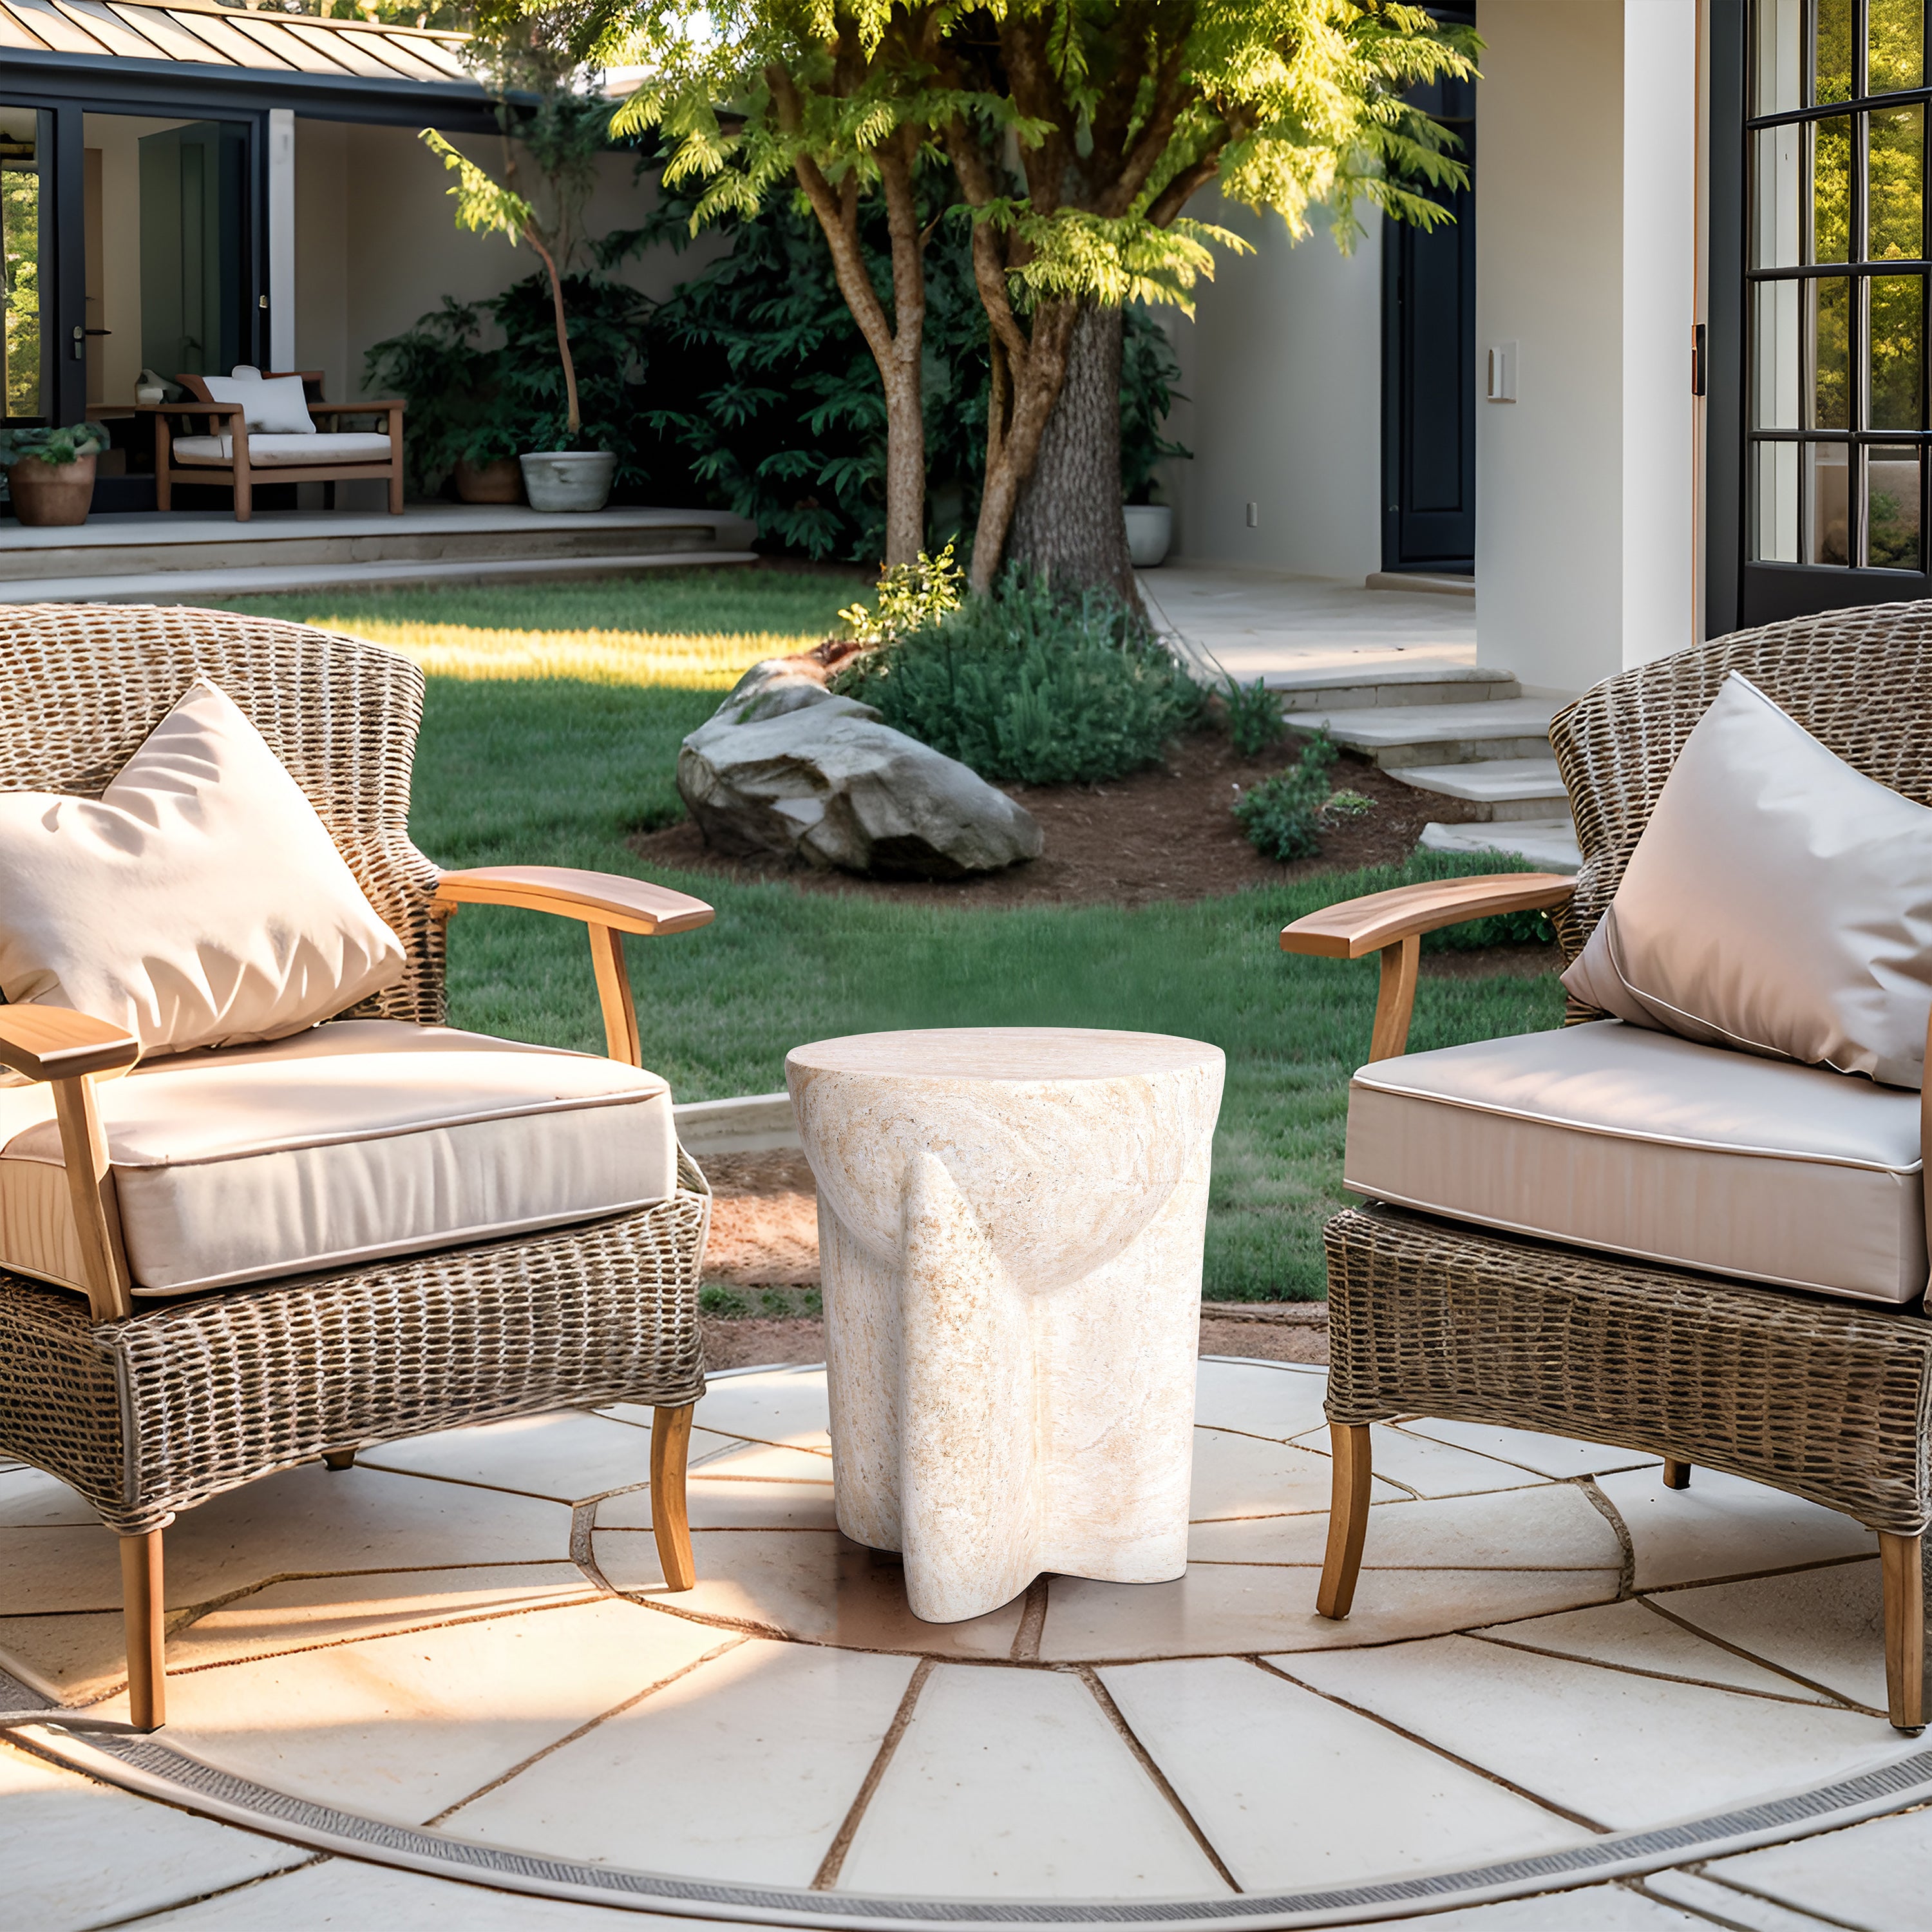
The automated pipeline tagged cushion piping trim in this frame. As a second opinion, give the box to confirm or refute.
[1350,1076,1924,1175]
[2,1084,669,1171]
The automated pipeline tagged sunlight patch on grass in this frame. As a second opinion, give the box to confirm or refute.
[321,621,808,690]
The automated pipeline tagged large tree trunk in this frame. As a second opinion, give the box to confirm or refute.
[1005,302,1135,599]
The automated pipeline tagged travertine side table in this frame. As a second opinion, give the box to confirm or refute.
[785,1027,1225,1623]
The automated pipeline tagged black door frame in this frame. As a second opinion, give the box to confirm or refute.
[1381,2,1477,576]
[1712,0,1932,630]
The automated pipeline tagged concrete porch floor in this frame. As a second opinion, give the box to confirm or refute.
[1138,562,1480,688]
[5,1358,1928,1931]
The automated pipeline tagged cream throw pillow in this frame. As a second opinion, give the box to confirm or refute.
[1561,671,1932,1089]
[0,679,404,1057]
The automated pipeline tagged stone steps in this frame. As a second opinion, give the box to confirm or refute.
[1283,696,1560,770]
[1392,757,1569,822]
[1264,663,1521,714]
[1421,818,1582,873]
[2,549,760,605]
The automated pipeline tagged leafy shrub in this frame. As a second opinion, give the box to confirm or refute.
[835,568,1205,786]
[0,422,108,466]
[363,272,653,497]
[1220,674,1285,758]
[1233,733,1342,861]
[840,542,965,644]
[607,167,1191,562]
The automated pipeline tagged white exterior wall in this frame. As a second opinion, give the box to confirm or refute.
[1477,0,1701,698]
[294,118,723,406]
[1162,198,1383,579]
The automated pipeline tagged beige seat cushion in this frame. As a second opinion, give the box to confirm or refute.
[0,679,404,1057]
[1346,1021,1924,1305]
[0,1021,679,1296]
[172,433,392,466]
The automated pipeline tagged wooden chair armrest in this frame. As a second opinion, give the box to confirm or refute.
[147,402,245,419]
[432,866,714,936]
[1281,873,1576,1063]
[432,867,715,1068]
[0,1007,140,1083]
[308,401,407,418]
[0,1010,137,1320]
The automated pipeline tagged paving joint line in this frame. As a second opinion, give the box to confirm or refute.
[811,1656,934,1889]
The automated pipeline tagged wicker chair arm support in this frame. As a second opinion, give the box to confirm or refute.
[1282,873,1577,1063]
[0,1009,140,1083]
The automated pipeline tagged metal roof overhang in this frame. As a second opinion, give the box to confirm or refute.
[0,0,497,131]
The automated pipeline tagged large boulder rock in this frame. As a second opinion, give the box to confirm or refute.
[677,661,1043,879]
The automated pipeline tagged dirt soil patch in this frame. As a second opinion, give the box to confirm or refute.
[697,1149,1331,1369]
[636,726,1508,911]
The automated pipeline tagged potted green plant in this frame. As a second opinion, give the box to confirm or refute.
[1121,312,1190,568]
[0,423,109,527]
[424,71,617,513]
[365,298,526,502]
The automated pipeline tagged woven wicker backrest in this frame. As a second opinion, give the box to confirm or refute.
[1548,599,1932,967]
[0,603,445,1023]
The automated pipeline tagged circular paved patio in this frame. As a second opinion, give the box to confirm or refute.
[3,1358,1929,1929]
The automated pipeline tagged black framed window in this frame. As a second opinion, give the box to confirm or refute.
[1747,0,1930,587]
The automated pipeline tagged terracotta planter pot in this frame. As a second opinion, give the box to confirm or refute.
[453,457,523,504]
[7,453,95,527]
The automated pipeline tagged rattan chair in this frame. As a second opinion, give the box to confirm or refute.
[0,604,714,1733]
[1283,601,1932,1733]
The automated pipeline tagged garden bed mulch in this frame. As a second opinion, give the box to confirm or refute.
[634,728,1501,911]
[697,1149,1330,1370]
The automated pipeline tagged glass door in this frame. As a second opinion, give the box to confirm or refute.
[1,106,47,425]
[1743,0,1932,622]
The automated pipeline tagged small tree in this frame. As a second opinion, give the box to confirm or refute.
[565,0,1472,582]
[934,1,1477,591]
[601,2,967,565]
[422,50,612,446]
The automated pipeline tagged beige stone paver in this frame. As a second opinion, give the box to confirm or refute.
[1,1358,1921,1930]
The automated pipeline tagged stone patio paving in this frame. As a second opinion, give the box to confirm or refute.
[4,1358,1929,1930]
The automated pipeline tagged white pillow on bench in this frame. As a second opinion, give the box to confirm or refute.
[201,367,316,435]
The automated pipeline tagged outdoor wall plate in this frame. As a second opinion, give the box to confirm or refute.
[1486,341,1518,402]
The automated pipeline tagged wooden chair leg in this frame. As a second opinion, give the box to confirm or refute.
[1663,1459,1692,1489]
[651,1402,696,1592]
[1881,1531,1924,1732]
[1316,1423,1374,1620]
[120,1529,165,1732]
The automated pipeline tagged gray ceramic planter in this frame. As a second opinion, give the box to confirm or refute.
[520,450,616,513]
[1124,504,1173,566]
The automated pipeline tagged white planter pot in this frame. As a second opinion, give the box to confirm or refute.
[520,450,616,513]
[1124,504,1173,567]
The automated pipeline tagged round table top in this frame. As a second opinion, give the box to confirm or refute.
[785,1026,1222,1082]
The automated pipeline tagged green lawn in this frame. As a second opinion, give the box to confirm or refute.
[213,572,1565,1300]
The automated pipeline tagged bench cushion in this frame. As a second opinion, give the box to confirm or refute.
[0,1021,678,1296]
[172,433,391,467]
[1346,1021,1925,1305]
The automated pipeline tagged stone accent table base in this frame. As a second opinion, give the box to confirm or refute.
[786,1027,1225,1622]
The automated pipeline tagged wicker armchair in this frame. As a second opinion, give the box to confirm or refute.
[1283,602,1932,1733]
[0,605,714,1734]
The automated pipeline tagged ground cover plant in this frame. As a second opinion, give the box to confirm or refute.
[212,571,1563,1298]
[835,562,1204,785]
